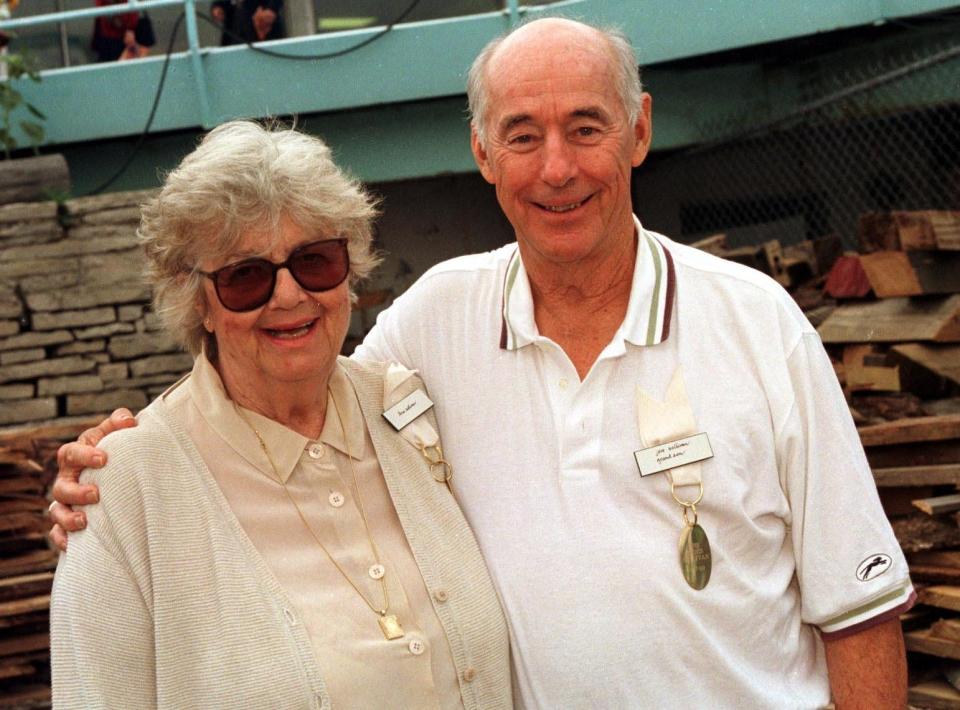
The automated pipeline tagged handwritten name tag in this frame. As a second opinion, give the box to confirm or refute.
[382,389,434,431]
[634,433,713,477]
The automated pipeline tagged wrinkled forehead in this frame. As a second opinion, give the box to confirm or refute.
[485,31,622,124]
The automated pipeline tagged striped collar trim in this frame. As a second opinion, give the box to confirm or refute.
[499,217,675,351]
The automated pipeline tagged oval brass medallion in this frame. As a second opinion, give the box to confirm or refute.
[679,523,712,590]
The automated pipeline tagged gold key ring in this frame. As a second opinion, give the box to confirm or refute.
[417,442,453,483]
[670,480,704,508]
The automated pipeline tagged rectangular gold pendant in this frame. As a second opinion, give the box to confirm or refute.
[378,614,404,640]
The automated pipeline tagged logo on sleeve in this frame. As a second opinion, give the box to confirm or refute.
[856,554,892,582]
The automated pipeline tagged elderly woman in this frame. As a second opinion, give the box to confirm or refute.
[50,121,510,709]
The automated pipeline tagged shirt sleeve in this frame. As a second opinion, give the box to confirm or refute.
[779,331,914,637]
[353,276,428,368]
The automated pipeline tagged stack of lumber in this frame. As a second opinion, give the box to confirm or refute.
[0,419,95,709]
[695,211,960,708]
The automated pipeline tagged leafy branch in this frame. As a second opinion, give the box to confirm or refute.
[0,50,45,159]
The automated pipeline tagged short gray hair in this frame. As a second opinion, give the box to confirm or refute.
[466,18,643,147]
[139,120,380,356]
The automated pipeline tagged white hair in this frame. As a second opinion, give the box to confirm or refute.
[139,120,380,355]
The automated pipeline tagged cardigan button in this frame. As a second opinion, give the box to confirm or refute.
[463,667,477,683]
[433,589,449,603]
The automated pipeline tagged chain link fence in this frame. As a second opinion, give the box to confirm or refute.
[637,32,960,249]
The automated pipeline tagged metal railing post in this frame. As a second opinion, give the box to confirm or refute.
[55,0,70,67]
[506,0,520,26]
[181,0,214,127]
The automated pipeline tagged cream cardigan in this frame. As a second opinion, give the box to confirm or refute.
[51,358,511,709]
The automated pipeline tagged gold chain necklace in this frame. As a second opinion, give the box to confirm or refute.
[235,391,405,641]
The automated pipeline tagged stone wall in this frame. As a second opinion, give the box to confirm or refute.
[0,190,192,428]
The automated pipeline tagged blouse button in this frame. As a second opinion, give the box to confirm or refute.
[368,564,385,580]
[308,443,325,459]
[328,491,345,508]
[408,638,426,656]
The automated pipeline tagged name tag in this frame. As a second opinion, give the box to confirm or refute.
[382,389,434,431]
[634,433,713,477]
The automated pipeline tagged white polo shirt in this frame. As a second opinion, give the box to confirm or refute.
[356,220,913,709]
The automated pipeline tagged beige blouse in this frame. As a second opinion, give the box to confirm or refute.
[165,354,465,709]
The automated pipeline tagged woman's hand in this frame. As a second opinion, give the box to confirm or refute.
[48,408,138,551]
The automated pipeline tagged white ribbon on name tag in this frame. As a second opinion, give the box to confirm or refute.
[635,367,709,486]
[383,363,438,448]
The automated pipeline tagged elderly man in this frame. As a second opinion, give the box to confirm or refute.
[51,17,911,709]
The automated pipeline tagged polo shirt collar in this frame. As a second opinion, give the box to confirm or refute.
[187,352,367,484]
[499,215,675,351]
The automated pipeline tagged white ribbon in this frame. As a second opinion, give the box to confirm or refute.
[636,367,703,488]
[383,362,439,450]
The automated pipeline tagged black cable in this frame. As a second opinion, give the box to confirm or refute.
[86,0,423,195]
[200,0,422,61]
[86,11,185,195]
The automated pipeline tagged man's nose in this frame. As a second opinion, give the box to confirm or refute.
[540,134,577,188]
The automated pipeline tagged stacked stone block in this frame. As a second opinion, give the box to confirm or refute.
[0,190,192,427]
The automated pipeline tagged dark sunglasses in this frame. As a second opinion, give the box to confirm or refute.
[199,238,350,312]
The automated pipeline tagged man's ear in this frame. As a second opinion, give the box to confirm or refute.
[471,127,496,185]
[631,93,653,168]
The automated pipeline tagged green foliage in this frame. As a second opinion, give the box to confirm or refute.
[0,49,44,159]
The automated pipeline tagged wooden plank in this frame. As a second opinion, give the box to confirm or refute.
[910,565,960,584]
[818,294,960,343]
[892,514,960,554]
[911,552,960,569]
[892,343,960,389]
[914,494,960,516]
[861,251,960,297]
[0,631,48,657]
[931,619,960,643]
[898,211,960,251]
[824,254,872,299]
[860,251,923,297]
[867,440,960,469]
[0,549,58,577]
[0,595,48,619]
[919,586,960,613]
[0,662,35,681]
[906,628,960,660]
[874,464,960,487]
[858,415,960,447]
[843,344,900,392]
[909,680,960,710]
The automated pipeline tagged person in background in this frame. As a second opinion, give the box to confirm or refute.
[211,0,284,46]
[91,0,153,62]
[50,120,510,709]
